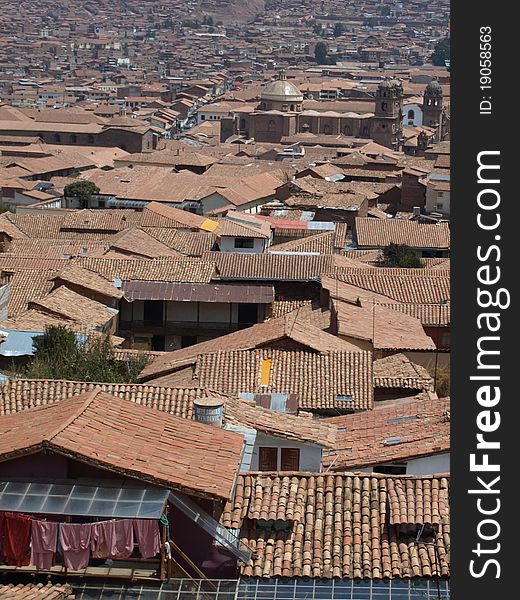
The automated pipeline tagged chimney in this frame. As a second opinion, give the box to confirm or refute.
[193,397,224,427]
[413,206,421,217]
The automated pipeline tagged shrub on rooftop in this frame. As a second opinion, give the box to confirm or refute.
[377,243,424,269]
[24,325,149,383]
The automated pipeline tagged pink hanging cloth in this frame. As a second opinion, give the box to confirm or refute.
[133,520,161,559]
[111,519,134,559]
[91,519,134,559]
[91,520,117,559]
[59,523,92,570]
[31,520,58,569]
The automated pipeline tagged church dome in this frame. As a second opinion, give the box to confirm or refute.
[261,74,304,102]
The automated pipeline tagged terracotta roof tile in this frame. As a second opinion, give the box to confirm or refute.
[221,472,450,579]
[325,269,450,304]
[373,354,434,391]
[27,286,116,329]
[0,379,334,450]
[139,311,357,380]
[143,228,217,256]
[354,217,450,250]
[332,299,436,351]
[269,231,335,254]
[0,389,244,500]
[189,349,373,412]
[322,395,449,470]
[203,252,334,281]
[77,256,216,283]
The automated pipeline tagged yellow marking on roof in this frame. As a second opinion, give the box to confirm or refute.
[201,219,219,232]
[260,359,272,386]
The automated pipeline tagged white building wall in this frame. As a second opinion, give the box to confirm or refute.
[166,301,197,322]
[403,102,423,126]
[406,453,450,475]
[426,185,451,216]
[199,302,232,323]
[218,236,266,254]
[250,432,323,472]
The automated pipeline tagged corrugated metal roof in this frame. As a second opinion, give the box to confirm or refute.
[122,281,275,304]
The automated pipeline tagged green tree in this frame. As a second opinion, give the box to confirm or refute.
[25,326,150,383]
[333,23,345,37]
[378,243,424,268]
[315,41,329,64]
[63,181,100,209]
[431,37,450,66]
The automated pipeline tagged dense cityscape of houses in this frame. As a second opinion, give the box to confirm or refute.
[0,1,450,599]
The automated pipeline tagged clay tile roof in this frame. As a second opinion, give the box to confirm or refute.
[140,202,217,231]
[221,472,450,579]
[0,583,74,599]
[377,302,451,326]
[0,389,244,499]
[333,299,436,351]
[0,379,218,419]
[373,354,434,391]
[109,228,181,258]
[215,214,271,239]
[0,378,333,454]
[2,269,57,317]
[190,349,372,412]
[141,228,217,257]
[139,311,358,381]
[354,217,450,249]
[202,252,334,281]
[27,286,116,329]
[52,264,123,300]
[322,396,450,471]
[326,269,450,304]
[76,256,216,283]
[269,231,335,254]
[60,209,137,232]
[6,239,110,258]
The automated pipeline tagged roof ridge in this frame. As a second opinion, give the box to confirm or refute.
[44,387,103,443]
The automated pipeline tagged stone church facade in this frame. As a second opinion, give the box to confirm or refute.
[222,73,449,150]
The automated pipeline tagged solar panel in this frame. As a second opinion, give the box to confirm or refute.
[0,480,169,519]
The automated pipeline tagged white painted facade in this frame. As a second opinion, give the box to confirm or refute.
[218,236,268,254]
[425,181,451,216]
[250,432,323,472]
[403,102,423,126]
[200,192,268,216]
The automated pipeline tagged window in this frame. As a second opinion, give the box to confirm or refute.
[441,332,451,347]
[70,134,77,144]
[238,303,258,325]
[259,447,278,471]
[234,238,254,249]
[54,133,61,143]
[281,448,300,471]
[143,300,164,324]
[373,463,407,475]
[201,114,206,120]
[436,202,444,210]
[407,109,415,119]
